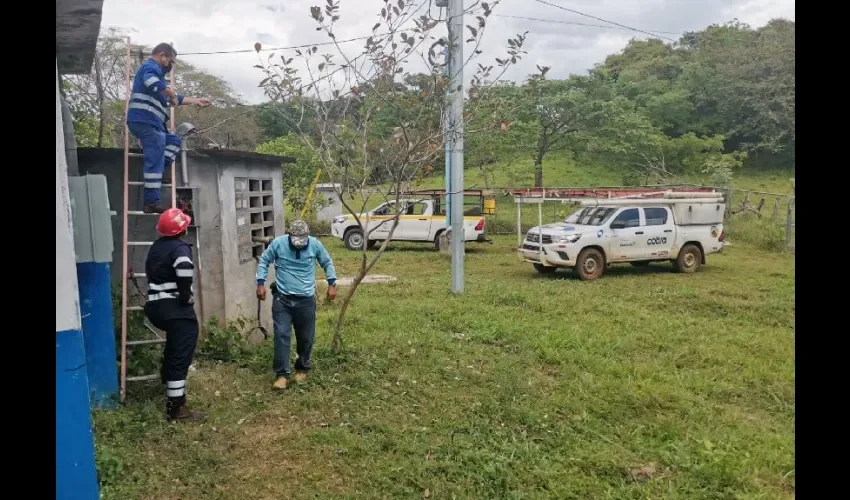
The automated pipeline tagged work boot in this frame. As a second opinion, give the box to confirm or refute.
[272,376,288,390]
[294,372,308,383]
[166,398,207,423]
[143,203,168,214]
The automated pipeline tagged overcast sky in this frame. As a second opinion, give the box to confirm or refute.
[101,0,794,104]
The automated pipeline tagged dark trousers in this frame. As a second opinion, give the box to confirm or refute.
[127,121,182,205]
[272,294,317,377]
[148,316,199,401]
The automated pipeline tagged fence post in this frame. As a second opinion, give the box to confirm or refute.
[785,196,794,251]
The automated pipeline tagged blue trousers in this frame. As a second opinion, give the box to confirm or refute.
[271,294,317,377]
[127,121,182,205]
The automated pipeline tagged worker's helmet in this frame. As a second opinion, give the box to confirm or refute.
[156,208,192,237]
[288,220,310,249]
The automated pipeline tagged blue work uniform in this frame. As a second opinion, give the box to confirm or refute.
[256,235,337,377]
[144,236,198,405]
[127,58,184,206]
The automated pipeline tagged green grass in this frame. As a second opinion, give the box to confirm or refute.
[94,235,795,499]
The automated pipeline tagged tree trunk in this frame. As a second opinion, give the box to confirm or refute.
[534,161,543,188]
[93,53,106,147]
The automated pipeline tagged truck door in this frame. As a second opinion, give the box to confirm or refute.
[607,208,643,260]
[400,200,433,240]
[369,201,400,239]
[640,207,675,259]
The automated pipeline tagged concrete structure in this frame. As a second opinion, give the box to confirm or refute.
[77,148,294,329]
[314,183,343,222]
[56,1,105,498]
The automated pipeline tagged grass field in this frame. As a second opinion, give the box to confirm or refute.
[95,235,795,499]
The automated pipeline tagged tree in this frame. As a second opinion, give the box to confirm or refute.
[255,0,528,352]
[255,134,326,215]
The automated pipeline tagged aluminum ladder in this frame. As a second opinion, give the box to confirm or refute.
[117,36,178,401]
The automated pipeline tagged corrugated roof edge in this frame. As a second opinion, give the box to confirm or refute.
[77,147,296,165]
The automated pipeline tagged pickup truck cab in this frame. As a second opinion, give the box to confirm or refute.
[332,198,488,250]
[519,199,726,280]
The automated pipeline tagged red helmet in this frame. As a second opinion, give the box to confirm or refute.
[156,208,192,236]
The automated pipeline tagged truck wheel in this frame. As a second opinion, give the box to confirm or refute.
[344,229,365,251]
[673,244,702,273]
[533,263,557,274]
[574,248,605,281]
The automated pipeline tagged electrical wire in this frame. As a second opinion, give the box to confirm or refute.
[533,0,678,42]
[492,14,682,36]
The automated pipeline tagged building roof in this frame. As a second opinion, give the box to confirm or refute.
[56,0,105,74]
[77,147,296,165]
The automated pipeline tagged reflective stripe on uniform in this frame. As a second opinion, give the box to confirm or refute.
[144,172,161,180]
[173,256,192,267]
[145,181,162,189]
[132,93,168,115]
[144,76,161,89]
[149,282,177,291]
[166,379,186,398]
[175,269,193,278]
[129,102,167,123]
[148,292,179,301]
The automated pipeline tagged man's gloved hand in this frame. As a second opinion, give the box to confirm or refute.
[257,285,266,301]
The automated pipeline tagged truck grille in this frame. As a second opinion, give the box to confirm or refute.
[526,233,552,244]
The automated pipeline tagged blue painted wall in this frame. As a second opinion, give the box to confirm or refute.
[56,328,100,500]
[77,262,118,408]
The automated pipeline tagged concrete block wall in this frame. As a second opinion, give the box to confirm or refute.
[76,148,288,331]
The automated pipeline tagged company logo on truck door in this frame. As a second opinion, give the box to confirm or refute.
[647,236,667,245]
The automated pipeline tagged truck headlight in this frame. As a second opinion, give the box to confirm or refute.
[556,234,581,244]
[333,216,346,224]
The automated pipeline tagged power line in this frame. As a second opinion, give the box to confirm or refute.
[492,14,682,35]
[181,0,432,56]
[180,34,376,56]
[533,0,678,42]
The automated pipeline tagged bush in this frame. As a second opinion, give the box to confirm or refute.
[197,317,250,362]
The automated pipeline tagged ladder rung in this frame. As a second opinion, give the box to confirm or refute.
[127,306,144,312]
[127,339,166,346]
[127,374,160,382]
[131,272,146,278]
[128,211,160,216]
[128,153,144,157]
[128,241,154,246]
[128,181,173,187]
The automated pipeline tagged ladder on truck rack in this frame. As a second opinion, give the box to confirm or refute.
[118,37,179,401]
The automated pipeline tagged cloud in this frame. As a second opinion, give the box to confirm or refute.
[101,0,795,104]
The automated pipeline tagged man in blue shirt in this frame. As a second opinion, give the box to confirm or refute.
[127,42,211,214]
[256,220,338,390]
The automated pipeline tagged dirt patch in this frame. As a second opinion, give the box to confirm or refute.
[336,275,397,286]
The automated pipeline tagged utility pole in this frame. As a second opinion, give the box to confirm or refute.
[445,0,465,293]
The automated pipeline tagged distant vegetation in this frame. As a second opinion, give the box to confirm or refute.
[64,19,794,205]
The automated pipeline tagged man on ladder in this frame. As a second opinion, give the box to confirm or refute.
[146,208,204,421]
[127,42,210,214]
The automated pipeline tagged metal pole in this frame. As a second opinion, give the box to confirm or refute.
[169,64,177,207]
[443,43,452,228]
[448,0,465,294]
[538,199,543,263]
[120,37,132,402]
[516,198,522,247]
[180,149,189,187]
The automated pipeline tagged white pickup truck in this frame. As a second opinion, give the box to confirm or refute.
[518,195,726,280]
[331,198,488,250]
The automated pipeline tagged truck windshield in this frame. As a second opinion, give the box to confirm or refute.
[565,207,617,226]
